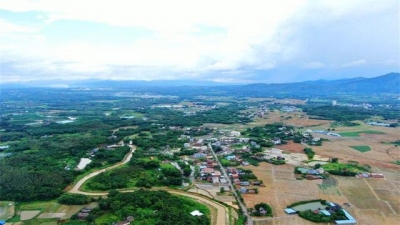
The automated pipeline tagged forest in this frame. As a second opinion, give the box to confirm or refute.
[68,190,210,225]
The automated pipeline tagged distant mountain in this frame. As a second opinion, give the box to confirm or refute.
[1,73,399,97]
[228,72,400,96]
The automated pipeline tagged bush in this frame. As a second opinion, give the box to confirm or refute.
[58,193,89,205]
[304,148,315,159]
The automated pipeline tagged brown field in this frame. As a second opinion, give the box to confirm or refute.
[243,162,400,225]
[275,141,304,153]
[252,111,331,128]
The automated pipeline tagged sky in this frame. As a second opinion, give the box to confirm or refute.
[0,0,399,84]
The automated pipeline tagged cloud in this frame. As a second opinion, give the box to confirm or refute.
[340,59,367,68]
[0,0,398,82]
[303,61,325,69]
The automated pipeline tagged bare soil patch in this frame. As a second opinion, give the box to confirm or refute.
[20,210,40,220]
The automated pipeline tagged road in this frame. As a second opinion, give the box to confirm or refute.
[69,144,135,195]
[68,144,228,225]
[209,143,254,225]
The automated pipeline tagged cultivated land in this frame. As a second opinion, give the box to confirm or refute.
[244,163,400,225]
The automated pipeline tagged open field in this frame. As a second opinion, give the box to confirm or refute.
[243,162,400,225]
[350,145,372,152]
[307,122,400,169]
[0,201,14,220]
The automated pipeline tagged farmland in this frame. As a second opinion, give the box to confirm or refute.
[245,163,400,225]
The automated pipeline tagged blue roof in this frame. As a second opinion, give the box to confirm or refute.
[335,209,356,224]
[0,220,6,225]
[320,210,331,216]
[284,208,296,214]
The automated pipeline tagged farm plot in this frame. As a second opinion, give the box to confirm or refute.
[0,201,14,220]
[20,210,40,220]
[350,145,371,152]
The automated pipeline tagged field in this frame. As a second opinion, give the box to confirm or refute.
[243,162,400,225]
[339,130,386,137]
[0,201,14,220]
[350,145,372,152]
[6,201,89,224]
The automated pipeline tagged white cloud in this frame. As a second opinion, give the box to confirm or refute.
[0,0,398,82]
[340,59,367,68]
[303,61,325,69]
[377,59,398,66]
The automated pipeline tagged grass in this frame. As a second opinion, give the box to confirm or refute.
[339,130,385,137]
[349,145,371,152]
[322,163,370,172]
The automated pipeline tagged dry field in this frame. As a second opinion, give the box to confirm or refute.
[20,210,40,220]
[311,127,400,169]
[251,111,331,128]
[243,162,400,225]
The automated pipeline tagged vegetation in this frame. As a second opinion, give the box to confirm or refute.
[58,193,89,205]
[339,130,385,137]
[349,145,371,152]
[69,190,210,225]
[251,202,273,217]
[322,162,370,176]
[304,147,315,159]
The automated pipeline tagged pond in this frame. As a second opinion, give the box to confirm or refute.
[292,202,326,211]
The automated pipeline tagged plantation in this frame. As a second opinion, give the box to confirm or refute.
[349,145,371,152]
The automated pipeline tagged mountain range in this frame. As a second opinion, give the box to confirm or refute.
[1,72,399,96]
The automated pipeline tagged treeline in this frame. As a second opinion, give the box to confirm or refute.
[68,190,210,225]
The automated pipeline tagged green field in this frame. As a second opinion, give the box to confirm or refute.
[339,130,385,137]
[349,145,371,152]
[322,163,370,172]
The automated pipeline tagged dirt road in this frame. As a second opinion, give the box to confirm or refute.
[67,144,229,225]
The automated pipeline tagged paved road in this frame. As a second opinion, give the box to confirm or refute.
[68,144,228,225]
[69,144,135,195]
[209,143,253,225]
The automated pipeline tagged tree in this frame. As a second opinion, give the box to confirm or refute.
[183,167,192,177]
[331,158,339,163]
[220,187,225,193]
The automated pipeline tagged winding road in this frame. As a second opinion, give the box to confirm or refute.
[67,144,229,225]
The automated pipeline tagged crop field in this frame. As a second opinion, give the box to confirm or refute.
[349,145,371,152]
[339,130,386,137]
[242,162,400,225]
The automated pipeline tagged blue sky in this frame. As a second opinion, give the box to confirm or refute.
[0,0,399,83]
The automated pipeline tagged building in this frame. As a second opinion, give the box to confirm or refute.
[370,173,384,178]
[334,209,357,224]
[284,208,297,215]
[332,100,337,106]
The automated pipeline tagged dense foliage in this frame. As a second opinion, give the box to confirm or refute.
[72,190,210,225]
[58,193,90,205]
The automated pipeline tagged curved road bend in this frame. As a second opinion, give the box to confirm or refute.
[68,144,228,225]
[69,144,135,194]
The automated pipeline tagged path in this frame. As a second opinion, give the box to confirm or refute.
[68,144,228,225]
[69,144,135,195]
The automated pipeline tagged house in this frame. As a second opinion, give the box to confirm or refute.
[213,171,221,177]
[233,179,241,185]
[370,173,384,178]
[225,155,236,161]
[212,176,220,184]
[334,209,357,224]
[240,187,247,193]
[78,212,89,220]
[242,161,249,166]
[193,153,207,158]
[220,178,228,184]
[259,207,268,215]
[203,168,215,174]
[230,131,241,137]
[273,138,281,145]
[231,174,239,179]
[0,221,5,225]
[284,208,297,215]
[240,181,250,186]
